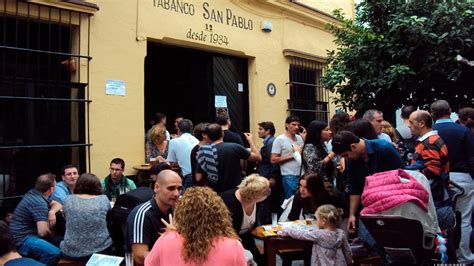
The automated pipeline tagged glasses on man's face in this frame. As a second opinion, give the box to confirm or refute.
[110,168,123,172]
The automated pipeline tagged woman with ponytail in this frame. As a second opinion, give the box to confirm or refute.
[279,204,352,266]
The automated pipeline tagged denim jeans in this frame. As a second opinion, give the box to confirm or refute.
[282,175,299,199]
[18,236,61,266]
[358,220,378,250]
[359,220,392,264]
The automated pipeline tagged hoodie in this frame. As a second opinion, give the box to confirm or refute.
[279,228,352,266]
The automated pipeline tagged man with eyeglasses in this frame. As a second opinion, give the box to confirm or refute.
[126,169,182,265]
[101,158,136,201]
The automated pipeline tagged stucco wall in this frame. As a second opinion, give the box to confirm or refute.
[88,0,146,177]
[292,0,355,18]
[87,0,350,177]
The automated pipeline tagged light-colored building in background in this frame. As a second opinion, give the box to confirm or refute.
[0,0,354,188]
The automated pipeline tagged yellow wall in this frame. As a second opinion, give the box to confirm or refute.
[88,0,146,177]
[291,0,355,18]
[87,0,351,177]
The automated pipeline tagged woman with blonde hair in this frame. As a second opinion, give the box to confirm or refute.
[145,124,169,163]
[381,120,398,143]
[145,187,246,265]
[220,174,270,265]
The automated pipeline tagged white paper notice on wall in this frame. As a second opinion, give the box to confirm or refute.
[106,80,126,96]
[238,83,244,92]
[215,95,227,108]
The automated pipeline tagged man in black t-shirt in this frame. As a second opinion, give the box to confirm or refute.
[126,170,182,265]
[196,124,261,193]
[216,114,244,146]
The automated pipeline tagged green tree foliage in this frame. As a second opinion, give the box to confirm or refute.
[322,0,474,113]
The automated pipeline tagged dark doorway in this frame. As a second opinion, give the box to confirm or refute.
[145,43,249,135]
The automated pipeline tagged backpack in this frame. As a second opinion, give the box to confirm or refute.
[111,187,154,223]
[109,187,154,255]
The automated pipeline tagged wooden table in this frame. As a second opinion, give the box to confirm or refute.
[133,164,152,183]
[133,164,182,184]
[252,226,313,266]
[133,164,152,171]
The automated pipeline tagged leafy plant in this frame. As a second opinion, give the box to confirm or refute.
[322,0,474,115]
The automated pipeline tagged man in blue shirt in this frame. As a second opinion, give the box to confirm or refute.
[332,130,404,233]
[332,130,404,265]
[49,165,79,204]
[431,100,474,264]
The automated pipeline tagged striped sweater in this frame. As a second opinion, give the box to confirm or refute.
[408,131,449,206]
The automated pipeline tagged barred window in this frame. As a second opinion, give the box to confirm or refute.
[0,0,92,214]
[287,57,329,126]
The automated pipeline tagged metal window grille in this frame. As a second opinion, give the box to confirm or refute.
[0,0,92,213]
[287,57,329,126]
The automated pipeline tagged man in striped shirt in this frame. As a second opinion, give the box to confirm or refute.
[406,110,454,230]
[126,169,182,265]
[9,173,62,266]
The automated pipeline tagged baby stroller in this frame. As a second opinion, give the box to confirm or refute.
[359,169,463,265]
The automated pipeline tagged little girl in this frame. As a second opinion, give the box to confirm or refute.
[279,204,352,266]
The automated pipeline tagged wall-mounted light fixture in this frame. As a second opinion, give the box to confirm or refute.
[261,20,272,32]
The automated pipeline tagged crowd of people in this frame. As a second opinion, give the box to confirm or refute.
[1,100,473,266]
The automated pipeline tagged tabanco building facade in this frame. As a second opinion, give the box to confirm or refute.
[0,0,354,203]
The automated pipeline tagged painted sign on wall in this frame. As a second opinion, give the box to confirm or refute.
[151,0,255,46]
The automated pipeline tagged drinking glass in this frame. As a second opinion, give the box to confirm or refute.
[271,213,278,226]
